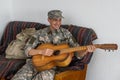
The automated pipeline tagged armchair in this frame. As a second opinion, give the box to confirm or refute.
[0,21,97,80]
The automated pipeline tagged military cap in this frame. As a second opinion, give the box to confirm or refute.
[48,10,64,19]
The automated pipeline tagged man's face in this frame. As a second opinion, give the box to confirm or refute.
[48,18,62,30]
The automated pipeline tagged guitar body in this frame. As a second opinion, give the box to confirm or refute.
[32,43,74,71]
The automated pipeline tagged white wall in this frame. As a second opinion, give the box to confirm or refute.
[1,0,120,80]
[0,0,12,39]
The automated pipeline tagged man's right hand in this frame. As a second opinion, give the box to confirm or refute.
[39,49,54,56]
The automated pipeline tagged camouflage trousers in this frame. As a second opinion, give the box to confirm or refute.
[11,59,55,80]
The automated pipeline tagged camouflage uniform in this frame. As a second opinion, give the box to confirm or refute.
[11,27,80,80]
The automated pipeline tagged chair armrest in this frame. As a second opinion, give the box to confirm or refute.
[0,57,26,79]
[55,64,87,80]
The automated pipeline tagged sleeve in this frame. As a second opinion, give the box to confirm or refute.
[24,30,41,57]
[65,30,84,59]
[65,30,79,47]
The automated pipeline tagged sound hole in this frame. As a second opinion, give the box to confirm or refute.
[53,50,60,55]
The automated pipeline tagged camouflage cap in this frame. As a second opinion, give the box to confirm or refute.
[48,10,64,19]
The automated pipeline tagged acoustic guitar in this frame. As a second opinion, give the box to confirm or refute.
[32,43,118,71]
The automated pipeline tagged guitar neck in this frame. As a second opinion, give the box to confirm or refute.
[60,46,87,54]
[60,44,118,54]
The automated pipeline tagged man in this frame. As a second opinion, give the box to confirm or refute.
[12,10,96,80]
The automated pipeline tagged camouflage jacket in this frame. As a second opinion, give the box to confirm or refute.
[24,27,80,58]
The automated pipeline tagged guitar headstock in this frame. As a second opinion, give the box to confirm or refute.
[95,44,118,51]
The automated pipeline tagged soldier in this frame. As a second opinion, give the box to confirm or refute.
[11,10,96,80]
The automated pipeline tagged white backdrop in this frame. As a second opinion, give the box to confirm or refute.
[0,0,120,80]
[0,0,12,39]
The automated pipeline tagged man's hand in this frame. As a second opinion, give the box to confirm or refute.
[77,45,96,58]
[39,49,54,56]
[86,45,96,53]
